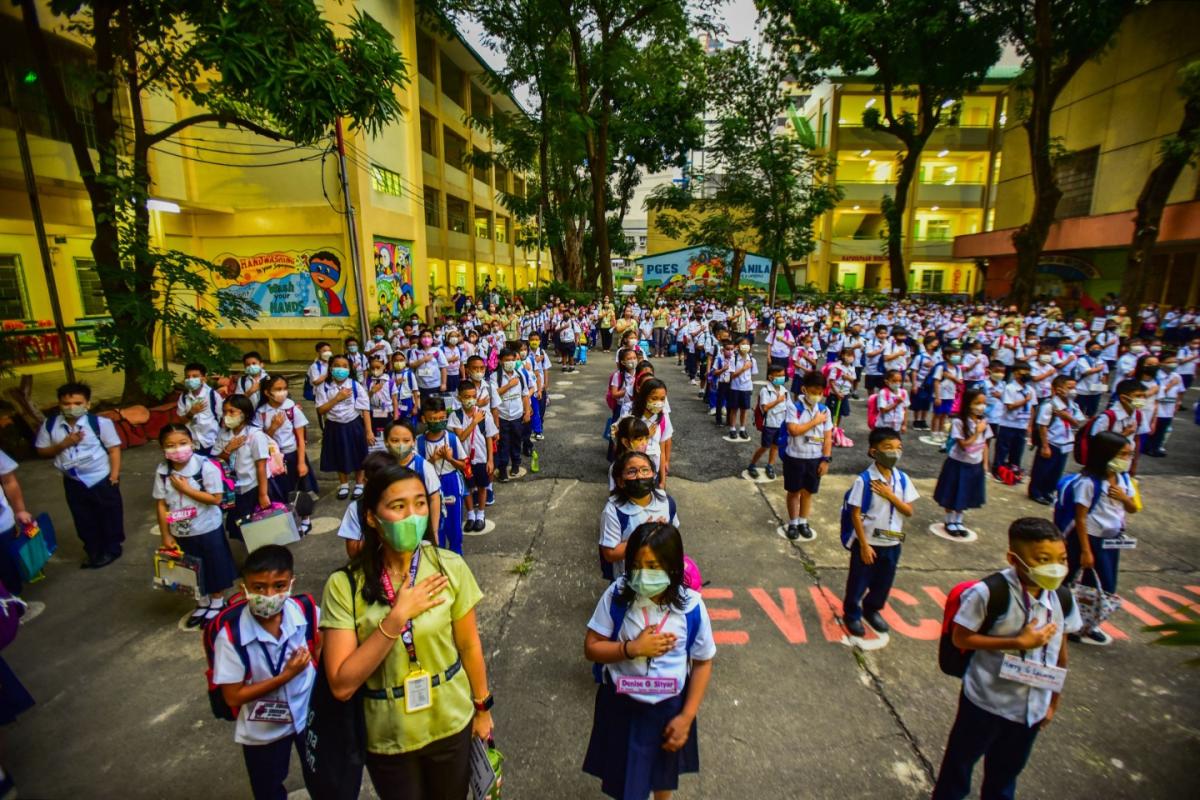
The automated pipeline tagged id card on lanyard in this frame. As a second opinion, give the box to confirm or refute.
[246,641,296,724]
[998,590,1067,693]
[381,549,434,713]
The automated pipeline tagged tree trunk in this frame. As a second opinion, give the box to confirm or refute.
[784,261,799,296]
[885,148,921,297]
[589,140,613,298]
[1121,91,1200,304]
[729,248,746,291]
[768,259,780,306]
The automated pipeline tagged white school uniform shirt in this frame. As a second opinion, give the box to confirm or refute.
[418,433,467,477]
[877,386,909,430]
[759,385,791,428]
[1075,355,1108,395]
[1090,404,1149,442]
[1097,331,1120,361]
[1031,360,1057,399]
[235,371,269,407]
[883,340,911,372]
[1176,345,1198,377]
[829,362,856,397]
[34,414,121,487]
[949,417,994,464]
[598,494,681,580]
[346,351,369,377]
[791,345,817,373]
[152,455,225,536]
[846,464,919,547]
[177,386,222,450]
[637,411,673,469]
[992,335,1021,366]
[365,374,397,418]
[956,567,1081,726]
[212,599,319,745]
[441,343,463,376]
[935,362,962,401]
[214,426,272,492]
[1035,396,1083,451]
[1157,374,1183,418]
[391,368,418,402]
[449,408,498,463]
[254,400,309,455]
[587,582,716,705]
[0,450,20,533]
[785,400,832,459]
[712,352,735,384]
[963,352,989,382]
[1052,350,1080,380]
[306,359,330,391]
[490,370,531,421]
[365,338,394,363]
[409,347,448,390]
[864,338,888,376]
[316,379,370,424]
[767,329,794,359]
[999,381,1036,429]
[730,353,757,391]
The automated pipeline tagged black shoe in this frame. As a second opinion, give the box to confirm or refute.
[1031,496,1054,506]
[798,523,816,541]
[747,464,760,478]
[89,552,117,569]
[510,467,520,478]
[739,430,750,441]
[850,392,861,400]
[765,464,776,479]
[845,618,867,637]
[497,470,509,483]
[185,610,208,629]
[785,523,801,541]
[864,610,890,634]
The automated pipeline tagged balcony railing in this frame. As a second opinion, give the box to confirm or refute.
[915,181,987,207]
[838,124,993,152]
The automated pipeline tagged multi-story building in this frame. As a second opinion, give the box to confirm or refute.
[0,0,548,366]
[954,0,1200,305]
[791,68,1016,295]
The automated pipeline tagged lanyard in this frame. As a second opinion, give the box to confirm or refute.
[641,606,671,672]
[381,548,423,665]
[1018,589,1050,665]
[257,639,290,678]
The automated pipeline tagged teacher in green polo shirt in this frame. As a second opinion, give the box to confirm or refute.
[321,463,494,799]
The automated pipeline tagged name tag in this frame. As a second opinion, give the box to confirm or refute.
[419,364,437,378]
[1101,535,1137,550]
[615,675,678,696]
[166,507,197,524]
[247,699,294,724]
[999,654,1067,693]
[874,528,905,542]
[404,670,433,713]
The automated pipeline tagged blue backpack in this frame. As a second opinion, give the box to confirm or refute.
[42,411,102,439]
[592,578,702,683]
[775,400,828,450]
[600,496,678,580]
[1052,473,1104,535]
[839,468,909,550]
[920,361,946,395]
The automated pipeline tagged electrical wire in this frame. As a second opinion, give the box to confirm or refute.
[147,144,326,169]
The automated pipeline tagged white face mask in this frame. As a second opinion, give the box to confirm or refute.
[646,400,665,414]
[271,390,287,403]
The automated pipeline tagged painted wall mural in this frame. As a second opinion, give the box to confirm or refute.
[214,249,349,317]
[373,238,415,319]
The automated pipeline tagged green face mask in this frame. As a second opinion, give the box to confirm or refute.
[426,420,448,433]
[629,568,671,599]
[379,513,428,552]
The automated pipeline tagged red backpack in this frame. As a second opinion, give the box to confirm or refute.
[605,370,621,411]
[1073,408,1141,465]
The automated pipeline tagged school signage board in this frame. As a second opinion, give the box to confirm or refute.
[637,247,772,290]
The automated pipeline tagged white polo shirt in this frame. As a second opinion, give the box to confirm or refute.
[759,385,791,428]
[212,599,319,745]
[1073,473,1133,538]
[177,387,222,450]
[730,354,757,391]
[365,375,397,418]
[316,379,370,424]
[876,386,909,431]
[409,347,448,389]
[1000,382,1036,428]
[254,400,309,455]
[214,426,272,493]
[34,413,121,487]
[587,582,716,705]
[152,455,225,536]
[785,401,832,459]
[598,494,681,580]
[490,370,531,421]
[1035,397,1083,451]
[449,409,498,463]
[845,464,919,547]
[417,433,468,478]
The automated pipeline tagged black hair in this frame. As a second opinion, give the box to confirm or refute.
[242,351,263,364]
[613,417,651,456]
[883,368,902,382]
[457,379,478,394]
[329,353,351,368]
[223,394,255,421]
[184,362,207,375]
[423,397,447,415]
[957,388,987,424]
[500,346,519,360]
[1115,378,1143,398]
[868,426,901,449]
[345,336,360,346]
[56,381,92,401]
[609,450,662,504]
[1051,374,1075,390]
[157,423,193,445]
[243,544,294,576]
[466,354,485,366]
[631,377,668,419]
[1011,360,1031,375]
[353,464,438,605]
[315,341,330,352]
[1008,517,1062,545]
[875,325,888,334]
[801,370,826,390]
[618,347,637,364]
[617,523,686,611]
[767,362,786,374]
[361,449,398,480]
[1083,430,1129,478]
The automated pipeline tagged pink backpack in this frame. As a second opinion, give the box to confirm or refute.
[683,556,703,591]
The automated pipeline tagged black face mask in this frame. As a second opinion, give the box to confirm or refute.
[1017,373,1032,384]
[625,478,656,499]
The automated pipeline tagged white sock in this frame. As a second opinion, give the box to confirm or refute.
[477,510,485,522]
[354,482,364,489]
[945,512,955,525]
[955,512,965,524]
[210,596,225,609]
[790,517,801,526]
[339,482,349,490]
[797,517,808,525]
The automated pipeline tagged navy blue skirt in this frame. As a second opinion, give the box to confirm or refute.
[176,525,237,594]
[583,680,699,799]
[0,656,33,725]
[280,450,319,495]
[320,418,368,474]
[933,458,987,511]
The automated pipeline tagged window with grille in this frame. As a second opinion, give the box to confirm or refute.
[424,188,441,227]
[1053,147,1099,219]
[75,259,108,315]
[370,164,404,198]
[447,195,468,233]
[0,255,29,319]
[920,270,944,293]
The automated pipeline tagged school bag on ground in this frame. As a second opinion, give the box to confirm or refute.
[599,497,678,581]
[938,573,1074,677]
[1052,473,1104,535]
[202,593,318,721]
[591,576,701,684]
[838,469,908,550]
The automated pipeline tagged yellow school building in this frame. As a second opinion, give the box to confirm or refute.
[0,0,549,365]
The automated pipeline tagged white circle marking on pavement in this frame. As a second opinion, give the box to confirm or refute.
[841,632,890,651]
[547,393,566,400]
[776,525,817,542]
[464,519,496,537]
[929,523,979,543]
[918,435,948,447]
[306,516,340,536]
[722,435,753,444]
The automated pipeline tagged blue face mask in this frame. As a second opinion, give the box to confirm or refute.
[331,367,350,381]
[771,376,786,386]
[184,377,202,392]
[1061,343,1075,352]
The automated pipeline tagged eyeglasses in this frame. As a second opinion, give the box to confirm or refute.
[622,468,656,479]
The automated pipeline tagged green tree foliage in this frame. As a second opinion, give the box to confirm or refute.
[649,44,842,303]
[763,0,1002,296]
[16,0,408,402]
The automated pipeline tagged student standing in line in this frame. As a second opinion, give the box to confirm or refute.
[629,378,674,489]
[390,351,420,425]
[842,427,918,638]
[875,369,910,434]
[178,363,222,456]
[1075,340,1109,418]
[256,375,317,535]
[316,354,372,500]
[215,395,279,542]
[234,351,270,407]
[449,380,497,533]
[416,398,469,554]
[33,382,125,569]
[599,452,682,581]
[306,342,333,430]
[725,337,758,441]
[583,523,715,800]
[992,361,1036,481]
[747,364,789,479]
[931,518,1080,800]
[490,347,532,482]
[781,370,833,542]
[1028,376,1084,505]
[1144,351,1182,456]
[933,389,993,538]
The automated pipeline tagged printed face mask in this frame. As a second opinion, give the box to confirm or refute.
[739,345,751,354]
[646,400,665,414]
[244,582,293,619]
[164,445,193,464]
[380,513,428,553]
[62,404,88,418]
[426,420,448,433]
[629,568,672,599]
[388,443,414,459]
[1011,554,1068,592]
[874,450,901,468]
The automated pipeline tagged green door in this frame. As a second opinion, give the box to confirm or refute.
[841,272,858,290]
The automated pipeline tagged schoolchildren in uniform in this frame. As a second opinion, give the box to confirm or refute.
[842,427,919,638]
[790,334,818,397]
[583,523,715,800]
[517,342,541,458]
[450,380,497,533]
[306,342,333,430]
[33,382,125,569]
[1030,346,1058,400]
[629,378,674,488]
[726,338,757,440]
[1145,352,1182,456]
[315,355,371,500]
[931,518,1081,800]
[609,418,652,491]
[1028,376,1083,504]
[908,340,939,430]
[709,338,735,426]
[235,351,269,407]
[931,346,964,441]
[338,442,440,559]
[600,452,682,580]
[256,376,316,535]
[365,323,393,365]
[876,369,910,433]
[178,363,222,456]
[490,347,532,481]
[992,361,1037,481]
[344,336,369,379]
[0,448,34,594]
[442,329,464,393]
[1090,379,1149,459]
[826,349,856,423]
[782,371,833,542]
[215,395,279,542]
[747,364,789,479]
[1063,431,1138,647]
[528,333,552,440]
[365,356,398,440]
[408,329,449,405]
[155,424,235,627]
[933,389,993,538]
[212,546,317,800]
[1075,341,1109,417]
[389,350,420,424]
[417,398,469,554]
[1176,337,1198,391]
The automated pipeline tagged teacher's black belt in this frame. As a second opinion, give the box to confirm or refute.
[363,659,462,700]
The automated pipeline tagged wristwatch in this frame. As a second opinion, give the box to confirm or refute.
[473,693,494,712]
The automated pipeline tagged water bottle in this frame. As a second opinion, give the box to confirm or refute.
[530,450,540,473]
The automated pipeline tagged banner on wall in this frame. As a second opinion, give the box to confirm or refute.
[373,238,415,319]
[213,249,349,317]
[637,247,772,290]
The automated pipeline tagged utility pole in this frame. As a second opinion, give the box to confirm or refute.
[334,119,371,338]
[534,206,543,307]
[3,59,74,381]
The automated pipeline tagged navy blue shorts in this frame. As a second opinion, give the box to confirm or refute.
[728,389,752,410]
[468,463,490,490]
[934,398,955,415]
[761,426,780,448]
[783,455,823,494]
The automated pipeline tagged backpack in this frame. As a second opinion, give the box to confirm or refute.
[591,578,702,684]
[203,594,319,720]
[1052,473,1104,535]
[160,458,234,507]
[921,361,946,395]
[486,348,500,373]
[753,398,765,431]
[605,371,622,411]
[866,393,880,429]
[839,468,909,550]
[265,438,287,477]
[1073,409,1139,465]
[42,411,102,439]
[776,401,828,450]
[938,573,1074,677]
[600,496,678,580]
